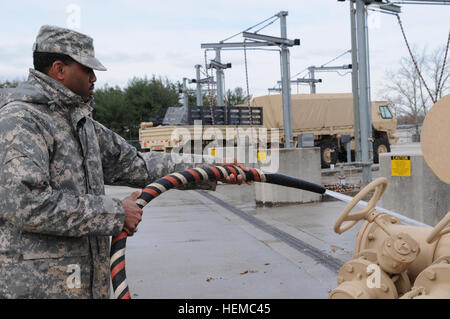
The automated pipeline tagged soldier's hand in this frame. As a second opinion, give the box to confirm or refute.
[221,158,253,185]
[121,190,143,237]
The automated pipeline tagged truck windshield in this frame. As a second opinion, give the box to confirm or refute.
[379,105,393,119]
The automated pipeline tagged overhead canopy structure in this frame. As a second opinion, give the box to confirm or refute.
[200,11,300,148]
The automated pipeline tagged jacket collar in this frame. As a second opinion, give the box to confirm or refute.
[27,68,93,118]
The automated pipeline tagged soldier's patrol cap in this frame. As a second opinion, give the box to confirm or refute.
[33,25,107,71]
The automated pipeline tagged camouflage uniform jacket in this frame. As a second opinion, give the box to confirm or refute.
[0,69,213,299]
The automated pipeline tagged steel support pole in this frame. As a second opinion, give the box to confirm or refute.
[347,141,352,163]
[355,0,373,183]
[279,12,293,148]
[350,0,362,162]
[364,5,373,161]
[195,64,203,106]
[308,67,316,94]
[182,77,189,108]
[215,48,225,106]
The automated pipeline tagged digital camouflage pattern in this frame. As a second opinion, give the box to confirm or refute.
[0,69,215,298]
[33,25,107,71]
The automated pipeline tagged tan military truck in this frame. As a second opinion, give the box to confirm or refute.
[251,93,397,168]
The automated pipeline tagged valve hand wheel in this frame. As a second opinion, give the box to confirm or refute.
[334,177,388,234]
[426,211,450,244]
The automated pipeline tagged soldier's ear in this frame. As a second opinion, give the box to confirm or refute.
[48,60,67,81]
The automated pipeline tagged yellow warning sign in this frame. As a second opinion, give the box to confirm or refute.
[257,151,267,162]
[391,156,411,177]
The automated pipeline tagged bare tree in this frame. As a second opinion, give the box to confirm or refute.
[380,44,450,140]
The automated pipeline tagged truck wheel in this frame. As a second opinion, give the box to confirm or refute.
[373,138,390,163]
[320,141,337,168]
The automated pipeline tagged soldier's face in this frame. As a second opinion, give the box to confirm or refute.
[64,61,97,102]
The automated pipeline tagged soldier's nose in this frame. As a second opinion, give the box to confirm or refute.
[90,71,97,83]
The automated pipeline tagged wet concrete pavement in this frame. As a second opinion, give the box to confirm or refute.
[106,183,365,299]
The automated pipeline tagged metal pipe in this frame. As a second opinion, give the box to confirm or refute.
[308,67,316,94]
[279,12,294,148]
[195,64,203,106]
[355,0,373,183]
[182,77,188,108]
[215,48,225,107]
[324,189,430,227]
[350,0,362,163]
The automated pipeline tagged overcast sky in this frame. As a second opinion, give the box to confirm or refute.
[1,0,449,100]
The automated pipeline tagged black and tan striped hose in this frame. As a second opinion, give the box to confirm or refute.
[110,164,326,299]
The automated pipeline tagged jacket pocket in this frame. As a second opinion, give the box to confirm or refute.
[20,232,89,260]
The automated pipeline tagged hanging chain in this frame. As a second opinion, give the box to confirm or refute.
[204,50,216,126]
[436,29,450,100]
[396,14,436,104]
[203,50,221,157]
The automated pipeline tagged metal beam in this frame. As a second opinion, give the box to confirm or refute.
[190,77,214,84]
[309,64,352,71]
[277,78,322,84]
[208,60,232,70]
[242,32,300,47]
[297,78,322,83]
[201,41,277,49]
[379,4,402,13]
[365,1,402,13]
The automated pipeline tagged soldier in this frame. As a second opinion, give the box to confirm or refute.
[0,25,245,298]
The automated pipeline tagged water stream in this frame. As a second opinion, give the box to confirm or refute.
[324,189,430,228]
